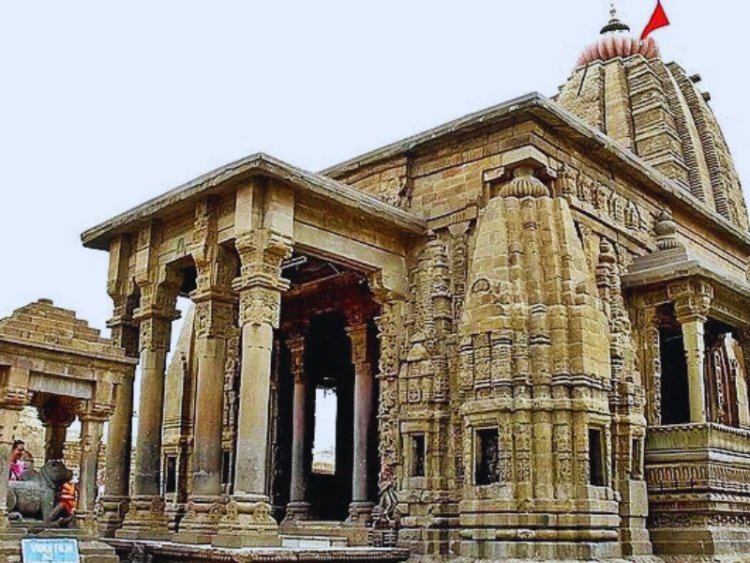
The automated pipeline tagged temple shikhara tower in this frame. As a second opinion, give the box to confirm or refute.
[4,5,750,563]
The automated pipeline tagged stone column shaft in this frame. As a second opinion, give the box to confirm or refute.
[681,319,707,423]
[672,283,713,425]
[45,425,67,461]
[283,333,310,524]
[0,406,21,528]
[118,308,175,540]
[346,321,375,525]
[236,318,274,495]
[290,373,307,502]
[215,228,291,545]
[190,298,233,497]
[180,296,235,543]
[104,375,134,497]
[100,317,137,537]
[77,415,104,533]
[134,315,172,496]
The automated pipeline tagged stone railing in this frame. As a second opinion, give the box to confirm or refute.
[646,422,750,456]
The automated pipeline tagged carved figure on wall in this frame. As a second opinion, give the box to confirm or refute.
[374,466,399,526]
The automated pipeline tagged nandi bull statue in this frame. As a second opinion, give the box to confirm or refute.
[7,459,74,526]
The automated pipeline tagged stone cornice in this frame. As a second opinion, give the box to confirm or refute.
[81,153,426,250]
[323,93,750,251]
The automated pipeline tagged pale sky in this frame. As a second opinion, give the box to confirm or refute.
[2,0,749,333]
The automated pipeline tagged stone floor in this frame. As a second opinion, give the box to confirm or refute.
[107,538,410,563]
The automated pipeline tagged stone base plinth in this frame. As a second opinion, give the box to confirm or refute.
[116,496,169,541]
[98,495,130,538]
[213,495,280,547]
[347,501,375,527]
[107,538,410,563]
[166,502,186,533]
[651,526,750,557]
[174,496,225,544]
[281,501,312,527]
[458,537,621,561]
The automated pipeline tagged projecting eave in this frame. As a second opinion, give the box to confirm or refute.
[322,92,750,251]
[81,152,426,251]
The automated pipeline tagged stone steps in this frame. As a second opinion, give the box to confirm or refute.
[280,534,348,548]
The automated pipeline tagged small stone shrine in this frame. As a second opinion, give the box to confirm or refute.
[0,299,136,562]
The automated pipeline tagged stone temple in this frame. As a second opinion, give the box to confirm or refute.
[4,7,750,563]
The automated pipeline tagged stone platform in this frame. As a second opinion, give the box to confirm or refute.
[107,539,410,563]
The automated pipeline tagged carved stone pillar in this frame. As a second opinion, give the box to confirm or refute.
[99,372,135,536]
[639,305,662,426]
[179,295,235,542]
[282,333,310,525]
[735,328,750,428]
[76,405,107,536]
[118,302,178,540]
[0,370,28,532]
[368,284,404,543]
[215,229,291,547]
[99,314,138,537]
[346,313,375,526]
[37,396,77,462]
[672,282,713,424]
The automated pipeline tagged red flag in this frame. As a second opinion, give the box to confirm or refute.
[641,1,670,40]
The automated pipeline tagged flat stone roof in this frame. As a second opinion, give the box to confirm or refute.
[82,153,426,251]
[82,94,750,253]
[322,92,750,250]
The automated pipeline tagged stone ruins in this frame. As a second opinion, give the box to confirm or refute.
[3,7,750,563]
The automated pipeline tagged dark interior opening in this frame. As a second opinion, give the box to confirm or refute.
[589,428,605,486]
[475,428,500,486]
[411,435,426,477]
[165,456,177,494]
[659,306,691,424]
[305,313,355,521]
[221,450,232,486]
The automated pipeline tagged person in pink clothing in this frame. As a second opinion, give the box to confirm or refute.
[9,440,25,481]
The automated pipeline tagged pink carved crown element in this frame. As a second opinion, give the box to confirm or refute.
[576,35,660,68]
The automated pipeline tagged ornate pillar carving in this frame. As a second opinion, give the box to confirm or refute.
[118,272,180,540]
[346,309,375,526]
[76,402,108,536]
[99,371,135,536]
[0,369,29,531]
[282,332,311,525]
[216,228,291,545]
[368,272,404,541]
[734,327,750,428]
[100,256,140,535]
[670,281,713,424]
[180,198,238,542]
[639,305,662,426]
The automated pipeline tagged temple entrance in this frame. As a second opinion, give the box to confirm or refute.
[270,252,381,530]
[306,313,354,521]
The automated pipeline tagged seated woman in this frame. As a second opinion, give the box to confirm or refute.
[9,440,25,481]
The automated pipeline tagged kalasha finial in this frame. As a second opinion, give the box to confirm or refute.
[600,1,631,34]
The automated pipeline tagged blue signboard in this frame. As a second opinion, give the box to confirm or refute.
[21,539,79,563]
